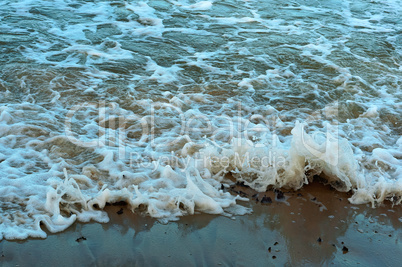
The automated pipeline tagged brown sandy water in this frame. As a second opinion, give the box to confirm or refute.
[1,182,400,266]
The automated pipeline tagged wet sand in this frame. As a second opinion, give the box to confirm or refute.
[1,182,401,266]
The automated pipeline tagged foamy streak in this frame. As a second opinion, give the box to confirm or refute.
[1,98,400,240]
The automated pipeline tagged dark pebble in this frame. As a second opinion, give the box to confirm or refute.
[261,196,272,204]
[268,247,271,252]
[342,246,349,254]
[221,184,225,190]
[117,208,124,215]
[274,242,279,246]
[311,197,317,201]
[76,236,87,242]
[272,256,276,259]
[317,237,322,243]
[276,191,284,200]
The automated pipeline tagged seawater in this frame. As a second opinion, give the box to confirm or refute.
[0,0,401,240]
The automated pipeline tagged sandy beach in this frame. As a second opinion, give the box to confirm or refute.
[1,0,401,265]
[1,182,401,266]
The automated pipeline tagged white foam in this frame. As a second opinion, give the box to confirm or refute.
[177,1,214,11]
[146,58,182,84]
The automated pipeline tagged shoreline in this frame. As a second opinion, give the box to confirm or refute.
[1,182,401,265]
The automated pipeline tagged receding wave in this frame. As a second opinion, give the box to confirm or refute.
[0,0,401,240]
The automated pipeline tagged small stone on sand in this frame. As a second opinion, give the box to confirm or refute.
[76,236,87,242]
[261,196,272,204]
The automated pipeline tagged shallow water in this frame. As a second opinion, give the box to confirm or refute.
[1,183,401,265]
[0,0,401,239]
